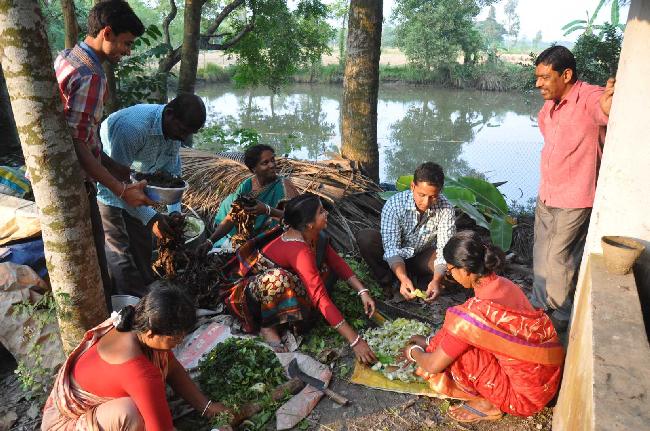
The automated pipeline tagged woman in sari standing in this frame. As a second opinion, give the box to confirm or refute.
[205,144,299,250]
[221,194,377,364]
[402,231,564,423]
[42,282,231,430]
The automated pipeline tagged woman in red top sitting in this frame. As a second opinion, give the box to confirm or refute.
[402,231,564,424]
[41,282,231,431]
[221,194,377,364]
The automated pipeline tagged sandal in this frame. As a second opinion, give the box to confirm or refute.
[447,403,503,423]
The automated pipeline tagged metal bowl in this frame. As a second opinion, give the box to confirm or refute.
[184,216,206,249]
[143,181,188,204]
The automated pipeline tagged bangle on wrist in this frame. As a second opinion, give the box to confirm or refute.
[265,203,271,215]
[333,320,345,329]
[407,345,424,362]
[201,399,212,417]
[425,335,433,345]
[118,182,127,199]
[349,334,361,348]
[357,288,369,297]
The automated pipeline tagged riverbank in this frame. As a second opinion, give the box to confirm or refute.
[196,61,535,92]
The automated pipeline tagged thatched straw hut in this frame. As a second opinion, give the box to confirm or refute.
[180,148,385,254]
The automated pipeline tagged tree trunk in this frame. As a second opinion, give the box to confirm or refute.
[0,64,21,161]
[340,0,382,183]
[103,62,119,114]
[60,0,79,49]
[0,0,109,353]
[177,0,203,95]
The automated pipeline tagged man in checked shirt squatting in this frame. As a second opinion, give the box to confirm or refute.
[356,162,456,301]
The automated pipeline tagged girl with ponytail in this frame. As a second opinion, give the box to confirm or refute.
[42,281,232,431]
[401,231,564,424]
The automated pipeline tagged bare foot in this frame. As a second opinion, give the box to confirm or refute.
[259,327,286,352]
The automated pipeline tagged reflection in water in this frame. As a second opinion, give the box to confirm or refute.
[195,83,544,203]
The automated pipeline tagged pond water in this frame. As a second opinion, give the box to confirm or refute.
[195,83,544,205]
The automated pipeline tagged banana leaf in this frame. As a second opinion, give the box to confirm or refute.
[442,185,476,204]
[396,175,413,191]
[455,200,490,230]
[453,177,508,216]
[489,215,513,251]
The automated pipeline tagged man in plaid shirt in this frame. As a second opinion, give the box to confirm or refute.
[356,162,456,301]
[97,95,206,297]
[54,0,151,306]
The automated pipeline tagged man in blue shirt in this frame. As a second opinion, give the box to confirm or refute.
[97,94,206,297]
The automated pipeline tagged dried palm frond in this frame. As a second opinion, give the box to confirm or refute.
[180,148,384,254]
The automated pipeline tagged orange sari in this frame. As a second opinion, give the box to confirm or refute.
[417,296,564,417]
[41,317,169,431]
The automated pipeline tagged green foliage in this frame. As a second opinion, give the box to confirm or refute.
[573,25,622,86]
[198,337,286,418]
[114,25,169,106]
[229,0,334,92]
[562,0,626,37]
[196,63,234,83]
[392,0,484,71]
[195,124,261,152]
[11,292,65,400]
[476,5,506,50]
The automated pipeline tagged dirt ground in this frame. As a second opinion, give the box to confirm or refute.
[0,265,547,431]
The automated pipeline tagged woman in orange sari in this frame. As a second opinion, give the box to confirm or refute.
[402,231,564,423]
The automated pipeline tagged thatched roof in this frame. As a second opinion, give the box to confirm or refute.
[180,148,385,253]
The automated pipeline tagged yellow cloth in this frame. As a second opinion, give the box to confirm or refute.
[350,361,450,398]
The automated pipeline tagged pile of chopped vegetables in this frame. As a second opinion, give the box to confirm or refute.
[183,216,204,240]
[363,318,431,382]
[197,337,286,409]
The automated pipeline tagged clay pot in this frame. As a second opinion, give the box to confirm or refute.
[601,236,645,275]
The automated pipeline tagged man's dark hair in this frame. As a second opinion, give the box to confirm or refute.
[244,144,275,171]
[87,0,145,38]
[535,45,578,81]
[166,94,206,131]
[413,162,445,188]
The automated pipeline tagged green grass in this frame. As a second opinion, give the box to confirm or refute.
[196,63,235,83]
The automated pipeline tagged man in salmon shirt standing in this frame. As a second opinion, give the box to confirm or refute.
[531,45,615,332]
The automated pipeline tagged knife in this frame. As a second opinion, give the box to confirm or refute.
[287,358,349,405]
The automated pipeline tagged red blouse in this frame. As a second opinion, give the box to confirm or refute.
[439,274,534,358]
[72,342,173,431]
[262,236,354,327]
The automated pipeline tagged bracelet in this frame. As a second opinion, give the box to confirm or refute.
[265,203,271,215]
[425,335,433,345]
[201,399,212,417]
[333,320,345,329]
[349,334,361,348]
[118,182,127,199]
[357,288,370,297]
[407,345,424,362]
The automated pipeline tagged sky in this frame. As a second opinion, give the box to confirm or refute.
[379,0,629,43]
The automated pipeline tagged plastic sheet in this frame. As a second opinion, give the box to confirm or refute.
[350,361,449,398]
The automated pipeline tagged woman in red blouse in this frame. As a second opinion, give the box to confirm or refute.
[222,194,377,364]
[402,231,564,423]
[41,282,231,431]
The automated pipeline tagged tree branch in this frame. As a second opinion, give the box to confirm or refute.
[205,0,246,35]
[162,0,178,47]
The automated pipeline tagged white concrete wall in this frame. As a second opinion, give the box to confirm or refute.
[582,0,650,256]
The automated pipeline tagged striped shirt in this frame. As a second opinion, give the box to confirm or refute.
[380,190,456,274]
[54,42,106,164]
[97,104,182,226]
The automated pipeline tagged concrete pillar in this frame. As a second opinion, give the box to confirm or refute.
[553,1,650,429]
